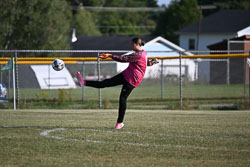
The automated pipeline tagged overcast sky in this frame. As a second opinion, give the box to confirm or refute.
[157,0,172,6]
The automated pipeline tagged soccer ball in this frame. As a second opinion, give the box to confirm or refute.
[52,59,64,71]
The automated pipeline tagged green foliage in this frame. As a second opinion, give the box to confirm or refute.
[198,0,250,9]
[58,89,67,105]
[1,0,249,49]
[154,0,200,44]
[35,93,40,100]
[57,89,75,105]
[0,0,158,49]
[82,0,158,35]
[67,0,104,6]
[214,1,250,9]
[235,99,250,110]
[72,7,101,36]
[197,0,250,17]
[0,0,72,50]
[35,91,48,101]
[0,102,9,109]
[67,89,73,102]
[97,11,156,36]
[103,98,113,109]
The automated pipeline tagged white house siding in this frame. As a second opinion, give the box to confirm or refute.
[237,26,250,37]
[179,33,235,52]
[179,33,235,83]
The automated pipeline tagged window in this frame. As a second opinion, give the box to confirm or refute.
[188,39,195,50]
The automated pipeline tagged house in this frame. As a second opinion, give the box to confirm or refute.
[207,35,250,84]
[177,10,250,52]
[177,10,250,83]
[71,36,195,80]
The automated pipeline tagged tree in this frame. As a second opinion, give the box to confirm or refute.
[154,0,200,44]
[96,0,158,35]
[198,0,250,9]
[72,7,101,36]
[0,0,72,50]
[197,0,250,17]
[67,0,104,6]
[66,0,159,36]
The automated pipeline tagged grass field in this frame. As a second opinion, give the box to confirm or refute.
[0,109,250,167]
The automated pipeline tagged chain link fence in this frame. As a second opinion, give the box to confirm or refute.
[0,50,249,110]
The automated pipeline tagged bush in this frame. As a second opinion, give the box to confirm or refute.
[58,89,66,105]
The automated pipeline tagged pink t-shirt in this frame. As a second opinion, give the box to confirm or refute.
[112,50,150,87]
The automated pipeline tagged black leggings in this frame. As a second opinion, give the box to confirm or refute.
[85,73,134,123]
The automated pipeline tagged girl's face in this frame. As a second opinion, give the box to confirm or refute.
[131,42,140,51]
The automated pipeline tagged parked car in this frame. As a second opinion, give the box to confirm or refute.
[0,83,7,99]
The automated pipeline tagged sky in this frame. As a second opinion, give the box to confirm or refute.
[157,0,172,6]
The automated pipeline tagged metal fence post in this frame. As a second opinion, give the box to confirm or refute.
[249,54,250,101]
[226,58,230,85]
[179,52,183,109]
[227,41,230,85]
[97,52,102,108]
[0,64,2,82]
[8,69,10,101]
[12,55,16,110]
[244,57,247,98]
[161,59,164,100]
[15,51,19,109]
[82,62,86,103]
[48,64,50,89]
[194,60,198,81]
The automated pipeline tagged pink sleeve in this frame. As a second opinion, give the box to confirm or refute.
[112,52,142,62]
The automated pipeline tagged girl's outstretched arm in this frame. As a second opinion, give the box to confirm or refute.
[112,52,142,63]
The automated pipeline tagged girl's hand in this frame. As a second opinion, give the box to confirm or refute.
[99,53,112,59]
[150,58,159,65]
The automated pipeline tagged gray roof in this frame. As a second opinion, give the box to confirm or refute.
[177,10,250,34]
[71,36,156,57]
[72,36,156,50]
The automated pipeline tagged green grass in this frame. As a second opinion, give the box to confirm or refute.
[16,83,247,100]
[0,110,250,166]
[2,83,249,109]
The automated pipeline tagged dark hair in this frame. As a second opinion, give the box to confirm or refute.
[131,37,145,46]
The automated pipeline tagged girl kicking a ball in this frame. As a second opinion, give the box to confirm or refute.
[76,37,159,129]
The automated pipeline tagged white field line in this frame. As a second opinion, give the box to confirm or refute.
[1,125,248,142]
[40,128,250,153]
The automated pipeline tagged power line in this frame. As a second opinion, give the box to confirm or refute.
[72,5,216,12]
[199,5,217,10]
[97,26,155,29]
[72,6,165,12]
